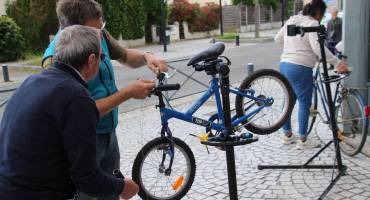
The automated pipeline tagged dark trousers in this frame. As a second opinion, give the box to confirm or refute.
[76,131,120,200]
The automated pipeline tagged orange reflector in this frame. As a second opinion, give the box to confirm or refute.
[172,176,184,191]
[365,106,370,117]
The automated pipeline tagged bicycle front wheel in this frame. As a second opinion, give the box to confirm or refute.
[337,90,368,156]
[132,137,196,200]
[235,69,294,134]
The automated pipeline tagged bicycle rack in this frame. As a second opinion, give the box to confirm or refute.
[258,25,347,200]
[198,61,258,200]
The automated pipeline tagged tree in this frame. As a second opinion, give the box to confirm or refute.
[6,0,58,52]
[0,16,25,62]
[142,0,162,43]
[169,0,219,33]
[97,0,146,40]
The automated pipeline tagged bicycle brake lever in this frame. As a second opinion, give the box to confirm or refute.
[164,69,177,79]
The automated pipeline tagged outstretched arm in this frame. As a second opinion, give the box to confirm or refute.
[104,30,168,73]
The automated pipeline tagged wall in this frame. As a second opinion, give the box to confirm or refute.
[151,22,181,43]
[343,0,369,103]
[117,36,146,48]
[152,21,219,42]
[240,22,281,32]
[167,0,232,6]
[183,22,220,39]
[0,0,6,15]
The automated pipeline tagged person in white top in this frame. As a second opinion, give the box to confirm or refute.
[275,0,349,150]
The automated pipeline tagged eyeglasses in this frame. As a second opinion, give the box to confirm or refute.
[100,21,106,30]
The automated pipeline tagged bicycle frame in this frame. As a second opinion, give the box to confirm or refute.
[313,67,342,122]
[158,75,273,135]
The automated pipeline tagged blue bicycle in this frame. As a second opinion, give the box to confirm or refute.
[132,42,294,200]
[307,63,368,156]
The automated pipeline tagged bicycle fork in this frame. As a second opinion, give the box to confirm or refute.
[159,124,175,176]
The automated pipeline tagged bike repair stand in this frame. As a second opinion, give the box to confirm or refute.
[202,62,258,200]
[258,25,347,200]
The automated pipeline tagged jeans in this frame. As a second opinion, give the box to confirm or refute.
[280,62,313,138]
[76,131,120,200]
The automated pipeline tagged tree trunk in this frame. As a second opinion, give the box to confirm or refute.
[254,0,260,38]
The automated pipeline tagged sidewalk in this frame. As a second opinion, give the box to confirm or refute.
[0,29,279,81]
[117,93,370,200]
[1,28,370,199]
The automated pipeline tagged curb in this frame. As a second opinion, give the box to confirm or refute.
[214,37,274,44]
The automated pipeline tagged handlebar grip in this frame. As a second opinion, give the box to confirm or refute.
[156,84,181,91]
[301,26,325,33]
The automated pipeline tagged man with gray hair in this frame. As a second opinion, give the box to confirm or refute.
[43,2,163,199]
[326,7,342,70]
[0,25,138,200]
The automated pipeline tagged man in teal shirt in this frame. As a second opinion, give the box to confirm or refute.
[43,1,168,199]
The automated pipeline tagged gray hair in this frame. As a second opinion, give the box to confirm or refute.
[56,0,103,29]
[54,25,101,70]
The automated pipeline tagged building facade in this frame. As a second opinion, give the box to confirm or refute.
[343,0,370,103]
[0,0,6,15]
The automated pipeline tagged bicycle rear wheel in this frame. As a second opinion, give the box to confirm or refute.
[337,90,368,156]
[132,137,196,200]
[307,87,318,134]
[235,69,294,134]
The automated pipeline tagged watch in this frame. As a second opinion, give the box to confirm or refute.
[142,52,154,64]
[113,169,125,180]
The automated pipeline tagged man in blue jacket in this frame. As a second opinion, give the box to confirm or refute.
[0,25,138,200]
[43,1,166,199]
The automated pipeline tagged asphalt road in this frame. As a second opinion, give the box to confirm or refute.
[115,41,282,112]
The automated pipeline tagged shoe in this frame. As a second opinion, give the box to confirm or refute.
[296,138,322,150]
[282,134,298,145]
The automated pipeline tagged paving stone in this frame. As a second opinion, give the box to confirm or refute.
[117,96,370,200]
[351,195,368,200]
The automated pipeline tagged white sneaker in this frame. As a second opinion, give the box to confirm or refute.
[282,134,298,145]
[296,138,322,150]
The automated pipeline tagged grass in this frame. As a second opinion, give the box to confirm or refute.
[217,33,237,40]
[22,53,43,66]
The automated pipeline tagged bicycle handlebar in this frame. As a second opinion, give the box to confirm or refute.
[156,84,181,92]
[287,25,326,37]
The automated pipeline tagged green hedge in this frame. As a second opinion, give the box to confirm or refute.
[6,0,58,52]
[97,0,146,40]
[6,0,148,53]
[0,16,25,62]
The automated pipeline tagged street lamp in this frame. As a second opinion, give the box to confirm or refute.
[161,0,168,52]
[219,0,224,36]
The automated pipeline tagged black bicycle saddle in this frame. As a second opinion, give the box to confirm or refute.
[187,42,225,66]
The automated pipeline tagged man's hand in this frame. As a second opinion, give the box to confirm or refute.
[120,177,139,200]
[144,53,168,74]
[125,79,155,99]
[336,61,350,74]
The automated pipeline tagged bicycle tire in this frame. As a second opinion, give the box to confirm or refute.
[307,87,318,134]
[235,69,294,134]
[337,90,368,156]
[132,137,196,200]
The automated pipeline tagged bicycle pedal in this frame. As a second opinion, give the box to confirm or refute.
[337,130,344,142]
[189,133,209,142]
[239,132,253,139]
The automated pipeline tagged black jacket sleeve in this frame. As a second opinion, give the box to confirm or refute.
[61,93,124,197]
